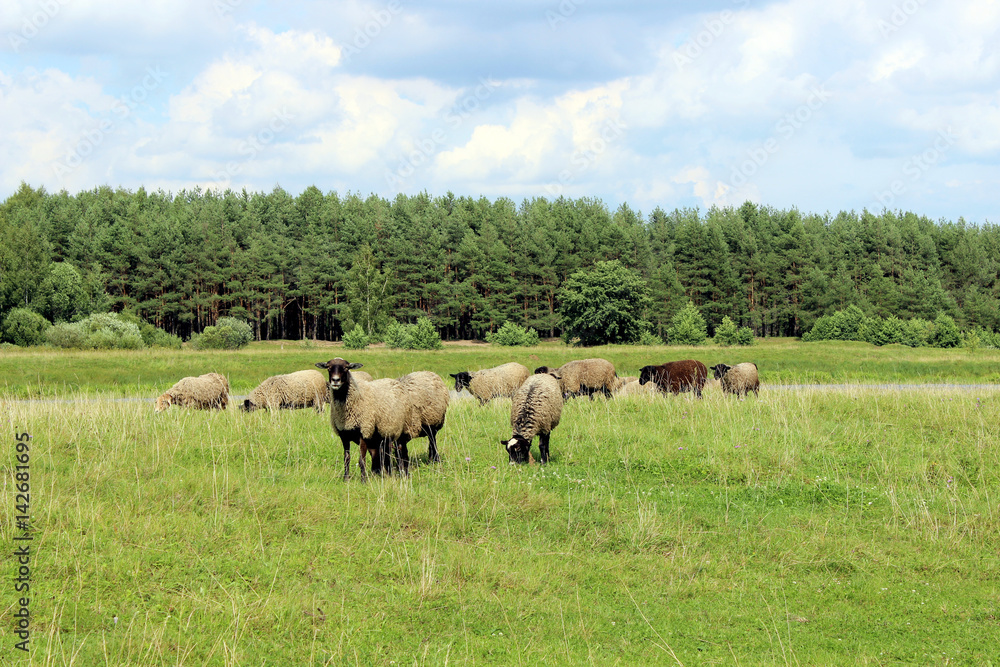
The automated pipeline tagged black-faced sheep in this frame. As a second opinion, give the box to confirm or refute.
[155,373,229,412]
[315,358,408,481]
[710,362,760,397]
[502,373,563,464]
[392,371,449,474]
[534,358,618,399]
[450,362,530,404]
[241,369,329,412]
[639,360,708,398]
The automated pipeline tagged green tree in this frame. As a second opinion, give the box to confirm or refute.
[714,316,739,346]
[558,260,652,345]
[2,308,51,346]
[667,301,708,345]
[344,244,394,338]
[33,262,92,323]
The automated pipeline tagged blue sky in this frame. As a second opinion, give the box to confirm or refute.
[2,0,998,222]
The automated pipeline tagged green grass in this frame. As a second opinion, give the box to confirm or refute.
[2,343,1000,664]
[1,338,1000,398]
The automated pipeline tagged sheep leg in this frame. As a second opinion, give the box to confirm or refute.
[427,427,440,463]
[398,440,411,476]
[340,436,352,481]
[539,432,550,464]
[357,439,370,482]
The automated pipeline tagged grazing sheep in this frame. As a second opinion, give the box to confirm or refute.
[315,358,408,481]
[639,360,708,398]
[613,377,657,397]
[502,373,563,464]
[241,369,330,412]
[534,358,618,399]
[155,373,229,412]
[392,371,450,474]
[450,362,531,404]
[710,362,760,397]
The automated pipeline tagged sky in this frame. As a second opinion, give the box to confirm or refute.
[1,0,998,222]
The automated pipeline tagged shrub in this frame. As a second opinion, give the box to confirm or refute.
[667,301,707,346]
[487,321,540,347]
[191,317,253,350]
[408,316,443,350]
[558,260,652,345]
[638,330,664,346]
[902,318,932,347]
[342,324,369,350]
[930,313,961,348]
[383,319,413,349]
[117,311,182,349]
[47,312,143,350]
[2,308,51,347]
[735,326,755,346]
[714,316,739,346]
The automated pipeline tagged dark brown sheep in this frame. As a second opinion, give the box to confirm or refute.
[638,360,708,398]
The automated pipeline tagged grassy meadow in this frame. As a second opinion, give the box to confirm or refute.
[2,340,1000,665]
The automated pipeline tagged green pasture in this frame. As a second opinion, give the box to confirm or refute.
[1,341,999,664]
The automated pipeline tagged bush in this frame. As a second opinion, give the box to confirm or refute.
[638,330,664,346]
[558,260,652,345]
[383,319,413,349]
[408,316,443,350]
[117,311,182,349]
[342,324,369,350]
[2,308,51,346]
[46,312,143,350]
[191,317,253,350]
[487,321,540,347]
[667,301,707,346]
[735,326,755,346]
[930,313,961,348]
[714,316,739,346]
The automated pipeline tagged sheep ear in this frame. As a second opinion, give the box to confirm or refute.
[315,362,329,369]
[450,373,459,378]
[348,362,364,370]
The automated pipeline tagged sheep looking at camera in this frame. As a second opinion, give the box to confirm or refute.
[315,358,409,481]
[241,369,329,412]
[450,362,530,404]
[502,373,563,464]
[155,373,229,412]
[710,362,760,397]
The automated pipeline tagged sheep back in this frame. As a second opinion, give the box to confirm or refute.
[398,371,450,438]
[712,362,760,396]
[639,360,708,397]
[549,358,617,397]
[155,373,229,412]
[333,377,407,442]
[465,362,531,403]
[510,373,563,440]
[244,369,328,411]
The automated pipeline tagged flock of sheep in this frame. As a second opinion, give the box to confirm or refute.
[154,357,759,478]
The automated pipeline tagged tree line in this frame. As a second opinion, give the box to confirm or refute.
[1,182,997,343]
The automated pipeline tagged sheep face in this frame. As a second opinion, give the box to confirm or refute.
[450,371,473,393]
[533,366,552,375]
[240,398,259,412]
[154,394,172,413]
[710,363,732,380]
[638,365,656,385]
[501,435,532,464]
[316,358,364,392]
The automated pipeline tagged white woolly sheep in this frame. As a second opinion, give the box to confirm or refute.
[710,362,760,397]
[315,358,409,481]
[450,362,530,404]
[155,373,229,412]
[534,358,618,399]
[502,373,563,464]
[613,377,657,397]
[392,371,449,474]
[241,369,329,412]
